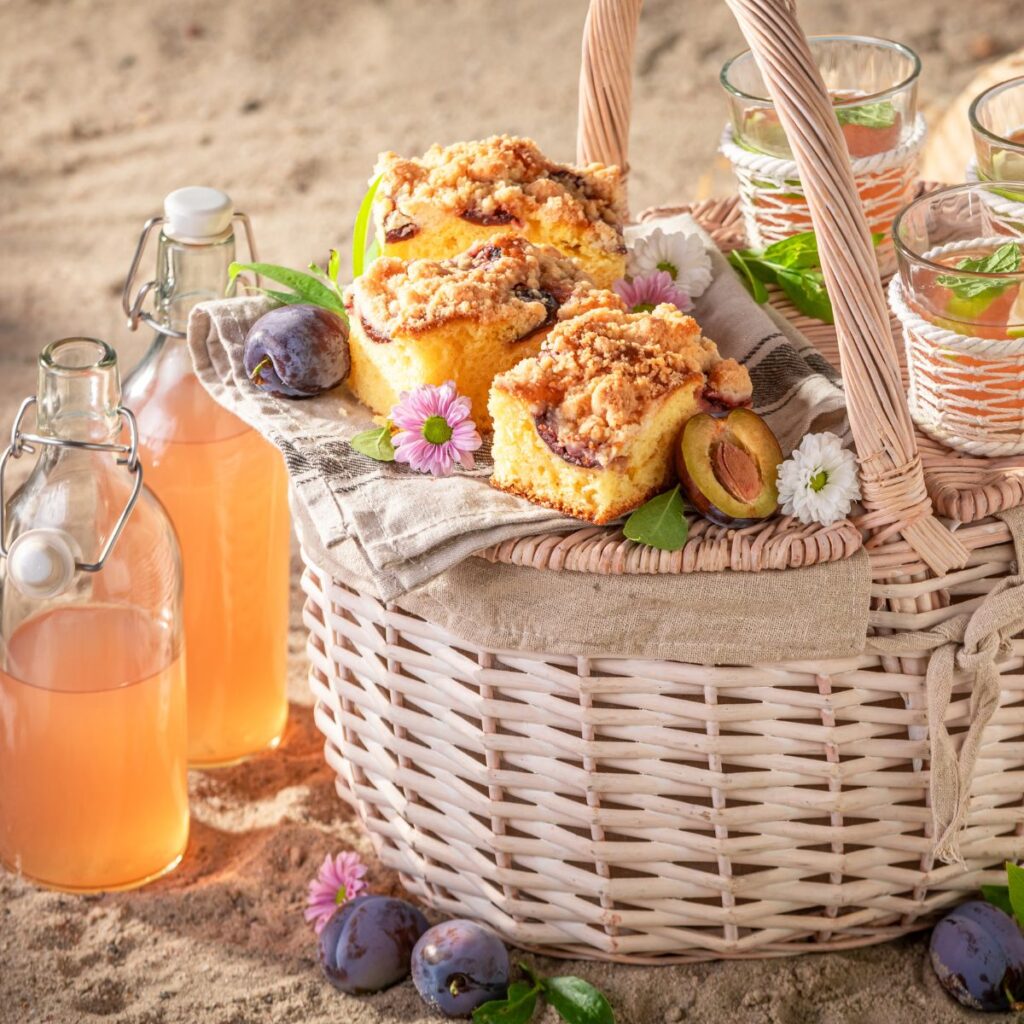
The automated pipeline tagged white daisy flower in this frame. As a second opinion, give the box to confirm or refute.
[777,432,861,526]
[628,228,713,300]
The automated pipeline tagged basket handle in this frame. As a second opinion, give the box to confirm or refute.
[576,0,968,575]
[577,0,642,178]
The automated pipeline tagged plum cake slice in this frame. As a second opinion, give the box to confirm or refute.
[489,304,752,524]
[344,234,623,432]
[371,135,627,288]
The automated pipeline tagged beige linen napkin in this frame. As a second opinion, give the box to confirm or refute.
[188,214,849,601]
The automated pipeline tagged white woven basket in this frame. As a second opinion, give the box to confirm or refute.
[299,0,1024,962]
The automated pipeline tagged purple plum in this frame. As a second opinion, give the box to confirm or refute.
[318,894,428,994]
[243,304,349,398]
[411,919,510,1017]
[930,900,1024,1011]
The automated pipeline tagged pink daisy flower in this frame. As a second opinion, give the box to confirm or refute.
[304,851,369,933]
[390,380,482,477]
[613,270,693,313]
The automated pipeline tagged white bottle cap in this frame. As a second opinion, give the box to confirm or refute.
[7,529,78,600]
[163,186,234,242]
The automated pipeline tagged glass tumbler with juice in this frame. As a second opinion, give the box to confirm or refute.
[721,35,921,244]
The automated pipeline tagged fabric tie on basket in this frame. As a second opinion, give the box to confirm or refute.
[869,507,1024,866]
[187,213,848,600]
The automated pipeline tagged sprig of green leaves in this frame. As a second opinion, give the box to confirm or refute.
[623,486,689,551]
[727,230,884,323]
[936,241,1021,303]
[835,100,897,130]
[983,862,1024,926]
[228,252,349,321]
[473,963,614,1024]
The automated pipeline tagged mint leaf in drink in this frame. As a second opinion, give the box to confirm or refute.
[353,173,383,279]
[543,977,615,1024]
[727,250,769,303]
[983,884,1014,917]
[835,100,897,129]
[228,261,348,319]
[936,242,1022,302]
[623,486,688,551]
[350,424,395,462]
[472,981,540,1024]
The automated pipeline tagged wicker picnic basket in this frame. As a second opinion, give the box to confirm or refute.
[301,0,1024,962]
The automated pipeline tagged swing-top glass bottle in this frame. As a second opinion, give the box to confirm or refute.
[122,187,289,766]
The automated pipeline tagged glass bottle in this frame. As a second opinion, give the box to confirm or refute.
[0,338,187,892]
[122,187,289,766]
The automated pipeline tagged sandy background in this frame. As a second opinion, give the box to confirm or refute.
[4,1,1024,1021]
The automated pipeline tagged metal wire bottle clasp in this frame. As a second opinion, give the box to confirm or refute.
[0,397,143,574]
[121,212,258,338]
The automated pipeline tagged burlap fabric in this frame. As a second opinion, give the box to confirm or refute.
[188,214,850,603]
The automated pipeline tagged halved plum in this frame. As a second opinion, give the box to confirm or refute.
[677,408,782,527]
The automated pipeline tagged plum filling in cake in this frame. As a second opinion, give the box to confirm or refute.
[359,314,392,345]
[533,407,601,467]
[460,206,519,227]
[511,285,560,343]
[384,221,419,243]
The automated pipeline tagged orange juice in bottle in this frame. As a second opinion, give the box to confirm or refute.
[0,338,187,891]
[122,188,289,766]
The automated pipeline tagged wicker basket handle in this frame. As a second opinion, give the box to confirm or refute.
[577,0,968,575]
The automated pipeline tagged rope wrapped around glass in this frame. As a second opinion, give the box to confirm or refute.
[0,338,187,892]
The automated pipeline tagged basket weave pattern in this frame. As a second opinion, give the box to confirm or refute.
[299,0,1024,961]
[302,532,1024,962]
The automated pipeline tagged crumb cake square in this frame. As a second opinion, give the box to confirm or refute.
[372,135,627,288]
[489,305,752,524]
[344,234,623,432]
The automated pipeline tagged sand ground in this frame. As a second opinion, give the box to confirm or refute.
[4,1,1024,1022]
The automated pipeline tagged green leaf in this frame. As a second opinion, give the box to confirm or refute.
[727,251,769,303]
[472,981,539,1024]
[1006,862,1024,928]
[543,977,615,1024]
[349,424,395,462]
[352,173,383,279]
[776,267,834,324]
[871,232,886,248]
[763,231,820,269]
[257,287,309,307]
[228,261,348,318]
[835,100,897,129]
[623,486,688,551]
[328,247,341,284]
[983,884,1014,916]
[936,242,1021,303]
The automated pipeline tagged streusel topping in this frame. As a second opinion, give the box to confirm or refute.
[348,234,622,339]
[374,136,626,251]
[495,305,752,463]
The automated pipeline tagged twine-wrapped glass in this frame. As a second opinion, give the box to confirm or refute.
[890,182,1024,455]
[720,35,925,273]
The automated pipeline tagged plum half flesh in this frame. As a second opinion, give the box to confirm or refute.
[677,408,782,527]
